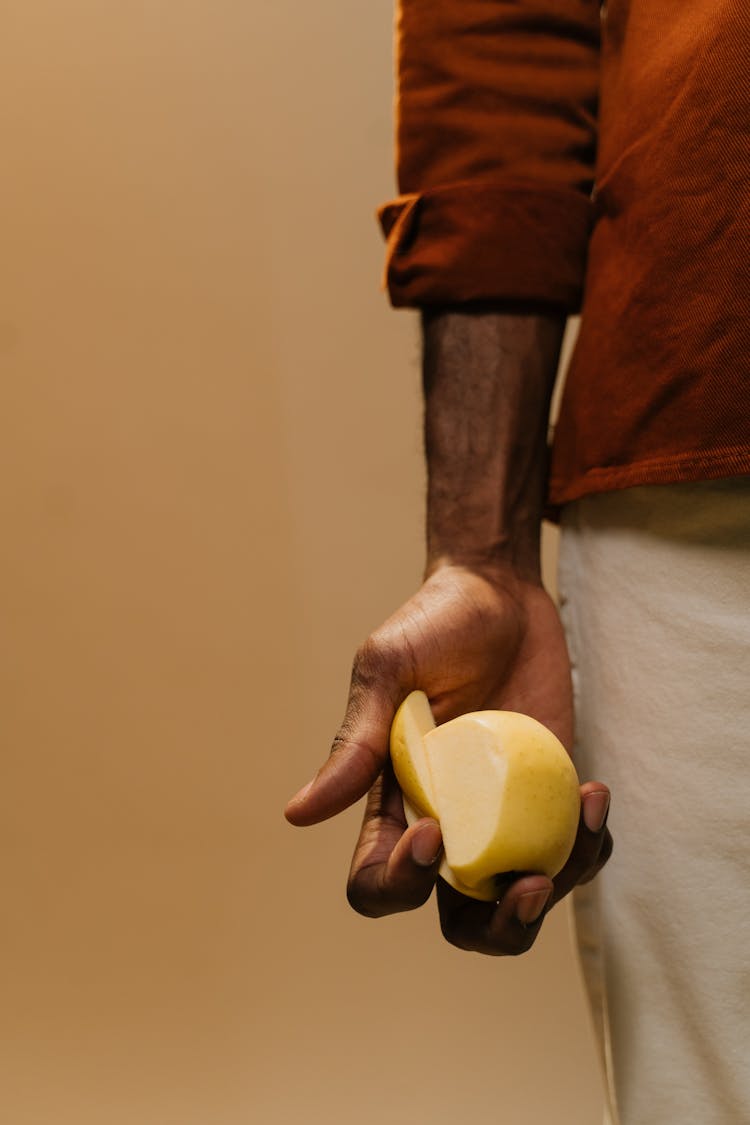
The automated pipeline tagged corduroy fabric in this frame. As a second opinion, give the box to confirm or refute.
[377,1,750,504]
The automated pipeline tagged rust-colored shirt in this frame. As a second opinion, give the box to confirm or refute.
[377,1,750,505]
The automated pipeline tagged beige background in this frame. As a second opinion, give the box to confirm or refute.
[1,4,602,1123]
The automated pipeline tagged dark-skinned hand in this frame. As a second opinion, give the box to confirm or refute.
[285,564,612,955]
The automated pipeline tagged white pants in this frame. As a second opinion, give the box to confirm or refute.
[558,477,750,1125]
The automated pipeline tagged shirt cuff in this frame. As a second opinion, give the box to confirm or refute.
[377,180,594,313]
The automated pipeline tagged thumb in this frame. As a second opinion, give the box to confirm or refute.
[284,641,407,826]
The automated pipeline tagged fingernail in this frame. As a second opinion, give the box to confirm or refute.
[287,778,315,807]
[411,822,442,867]
[516,888,551,926]
[583,790,610,833]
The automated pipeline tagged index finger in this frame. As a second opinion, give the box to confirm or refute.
[346,763,443,917]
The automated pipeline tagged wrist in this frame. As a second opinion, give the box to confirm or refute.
[424,547,542,593]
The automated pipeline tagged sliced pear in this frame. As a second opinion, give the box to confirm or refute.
[390,691,491,896]
[389,690,438,821]
[425,711,580,892]
[389,695,581,902]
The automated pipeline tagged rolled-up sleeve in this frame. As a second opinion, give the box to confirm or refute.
[377,0,601,311]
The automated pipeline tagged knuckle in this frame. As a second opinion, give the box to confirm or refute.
[437,892,546,955]
[402,880,434,912]
[346,877,380,919]
[507,928,537,956]
[438,908,457,943]
[329,730,351,757]
[444,934,476,954]
[327,730,382,787]
[352,632,408,688]
[352,637,388,681]
[486,922,538,958]
[347,874,422,919]
[439,913,474,953]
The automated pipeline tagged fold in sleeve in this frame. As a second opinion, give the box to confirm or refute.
[377,0,602,311]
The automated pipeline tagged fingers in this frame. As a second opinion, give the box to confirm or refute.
[437,874,554,956]
[436,781,612,956]
[285,636,413,826]
[550,782,612,905]
[346,765,443,918]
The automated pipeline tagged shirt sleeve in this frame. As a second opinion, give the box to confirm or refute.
[377,0,601,311]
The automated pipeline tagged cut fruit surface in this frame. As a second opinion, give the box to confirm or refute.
[425,711,580,890]
[389,693,581,901]
[389,690,438,820]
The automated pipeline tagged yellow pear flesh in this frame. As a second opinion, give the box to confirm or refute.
[389,690,439,821]
[425,712,580,893]
[390,692,490,897]
[389,692,580,902]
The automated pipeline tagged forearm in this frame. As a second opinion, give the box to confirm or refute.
[422,306,566,584]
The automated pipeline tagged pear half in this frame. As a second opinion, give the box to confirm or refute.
[390,691,580,901]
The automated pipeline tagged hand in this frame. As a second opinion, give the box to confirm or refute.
[285,563,612,954]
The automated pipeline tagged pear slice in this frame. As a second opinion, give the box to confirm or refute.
[389,692,502,899]
[389,690,438,821]
[424,711,580,893]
